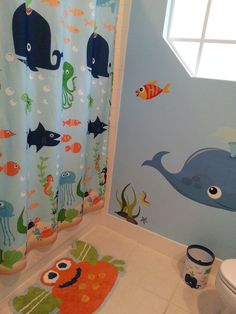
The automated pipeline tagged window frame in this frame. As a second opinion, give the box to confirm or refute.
[163,0,236,81]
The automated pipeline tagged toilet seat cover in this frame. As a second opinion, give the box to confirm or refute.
[220,259,236,293]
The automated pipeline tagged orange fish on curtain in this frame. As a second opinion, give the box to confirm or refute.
[65,142,82,153]
[64,9,84,16]
[0,130,16,138]
[41,0,61,6]
[0,161,21,176]
[135,80,171,100]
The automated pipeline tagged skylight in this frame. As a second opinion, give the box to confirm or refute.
[163,0,236,81]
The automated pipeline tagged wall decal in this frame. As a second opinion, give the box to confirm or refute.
[115,183,141,224]
[140,216,148,224]
[212,127,236,157]
[140,191,151,206]
[135,80,170,100]
[143,148,236,212]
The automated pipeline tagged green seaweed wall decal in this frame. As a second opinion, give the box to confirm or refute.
[115,183,140,224]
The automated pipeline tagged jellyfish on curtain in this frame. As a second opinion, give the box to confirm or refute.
[58,171,76,208]
[0,200,15,246]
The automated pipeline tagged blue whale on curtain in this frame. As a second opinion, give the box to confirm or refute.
[142,148,236,212]
[87,33,110,79]
[12,3,63,71]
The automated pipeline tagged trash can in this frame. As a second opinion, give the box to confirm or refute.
[183,244,215,289]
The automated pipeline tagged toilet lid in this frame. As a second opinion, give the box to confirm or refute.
[219,259,236,293]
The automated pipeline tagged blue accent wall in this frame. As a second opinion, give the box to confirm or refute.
[109,0,236,259]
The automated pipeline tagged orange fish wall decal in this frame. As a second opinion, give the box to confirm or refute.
[136,80,171,100]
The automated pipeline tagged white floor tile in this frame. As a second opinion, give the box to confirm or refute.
[170,276,226,314]
[125,244,180,300]
[2,224,223,314]
[165,303,191,314]
[81,225,138,259]
[98,276,168,314]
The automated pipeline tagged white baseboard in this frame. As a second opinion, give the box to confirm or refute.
[96,212,222,278]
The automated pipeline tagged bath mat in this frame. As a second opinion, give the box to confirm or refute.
[11,240,126,314]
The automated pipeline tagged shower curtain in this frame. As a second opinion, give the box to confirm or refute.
[0,0,119,275]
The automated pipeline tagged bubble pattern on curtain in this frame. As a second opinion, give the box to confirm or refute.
[0,0,119,274]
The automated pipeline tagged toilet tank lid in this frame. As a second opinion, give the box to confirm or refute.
[220,259,236,289]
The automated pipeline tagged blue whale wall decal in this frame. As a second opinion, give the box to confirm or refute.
[142,148,236,212]
[12,3,63,71]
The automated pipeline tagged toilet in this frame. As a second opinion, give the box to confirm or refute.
[215,259,236,313]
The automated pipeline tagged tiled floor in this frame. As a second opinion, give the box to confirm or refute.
[84,226,226,314]
[2,225,227,313]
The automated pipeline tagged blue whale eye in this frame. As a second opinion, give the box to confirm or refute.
[207,186,222,199]
[92,58,96,64]
[27,43,31,52]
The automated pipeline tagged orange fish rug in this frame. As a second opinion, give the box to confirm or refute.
[11,241,126,314]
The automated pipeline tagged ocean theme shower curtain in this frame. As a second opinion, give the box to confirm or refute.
[0,0,119,275]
